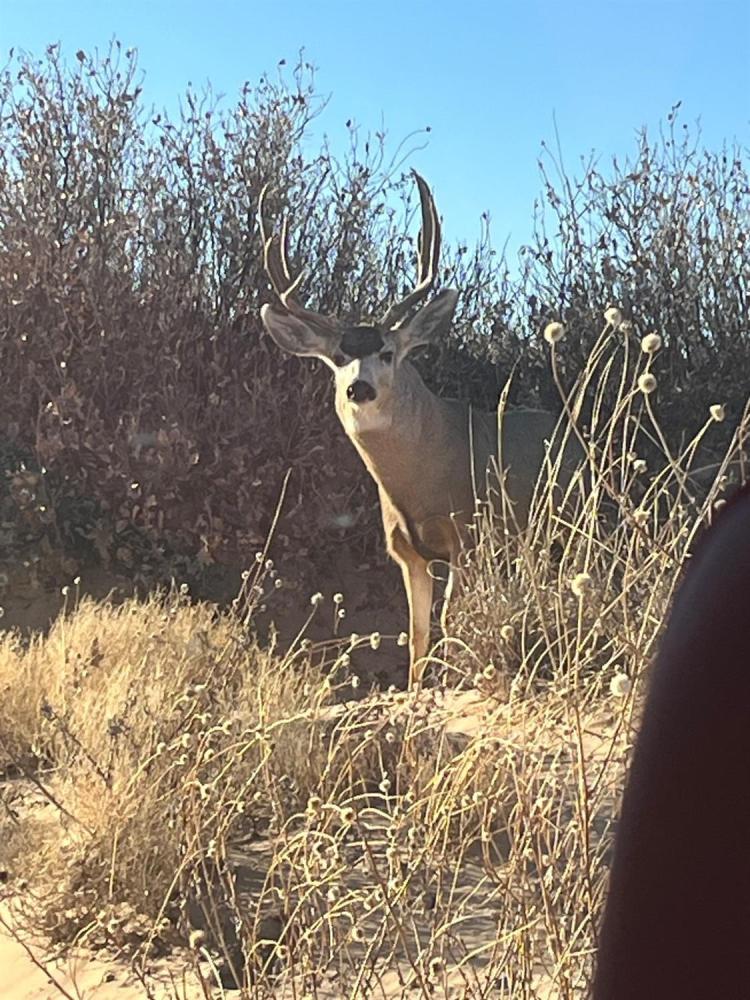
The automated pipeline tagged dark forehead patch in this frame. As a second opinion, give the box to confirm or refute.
[339,325,385,359]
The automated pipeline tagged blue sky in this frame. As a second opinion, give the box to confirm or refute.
[2,0,748,262]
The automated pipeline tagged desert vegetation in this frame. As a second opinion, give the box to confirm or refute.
[0,42,748,998]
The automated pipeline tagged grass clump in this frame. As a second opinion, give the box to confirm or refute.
[0,584,333,952]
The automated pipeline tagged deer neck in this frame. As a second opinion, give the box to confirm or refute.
[338,363,438,498]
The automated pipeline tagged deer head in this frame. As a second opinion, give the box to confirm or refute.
[258,173,458,432]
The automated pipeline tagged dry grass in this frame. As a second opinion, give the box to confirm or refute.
[1,314,747,998]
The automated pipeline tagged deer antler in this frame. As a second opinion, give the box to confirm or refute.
[257,185,338,332]
[380,171,442,330]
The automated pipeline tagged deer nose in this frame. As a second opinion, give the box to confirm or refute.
[347,380,376,403]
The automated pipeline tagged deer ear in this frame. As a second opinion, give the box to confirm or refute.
[261,303,339,368]
[392,289,458,357]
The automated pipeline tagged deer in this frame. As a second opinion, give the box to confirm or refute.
[258,172,577,688]
[593,481,750,1000]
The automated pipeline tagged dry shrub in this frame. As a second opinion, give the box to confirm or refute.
[0,43,514,596]
[1,46,747,598]
[525,108,750,436]
[449,313,749,690]
[0,582,332,946]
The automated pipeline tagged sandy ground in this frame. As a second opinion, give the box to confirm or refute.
[0,922,563,1000]
[0,922,565,1000]
[0,913,205,999]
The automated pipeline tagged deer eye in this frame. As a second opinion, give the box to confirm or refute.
[380,351,394,364]
[333,353,348,367]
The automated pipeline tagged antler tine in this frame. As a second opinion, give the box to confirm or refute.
[381,170,442,329]
[414,171,441,287]
[257,183,339,337]
[257,184,305,309]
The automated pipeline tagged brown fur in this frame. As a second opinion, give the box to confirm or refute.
[259,174,580,686]
[340,359,573,683]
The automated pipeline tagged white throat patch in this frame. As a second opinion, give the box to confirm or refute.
[339,399,393,436]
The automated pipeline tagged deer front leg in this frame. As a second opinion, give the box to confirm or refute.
[417,517,463,643]
[387,520,436,688]
[400,555,434,688]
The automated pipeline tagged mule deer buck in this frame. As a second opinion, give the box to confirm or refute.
[593,481,750,1000]
[259,173,577,687]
